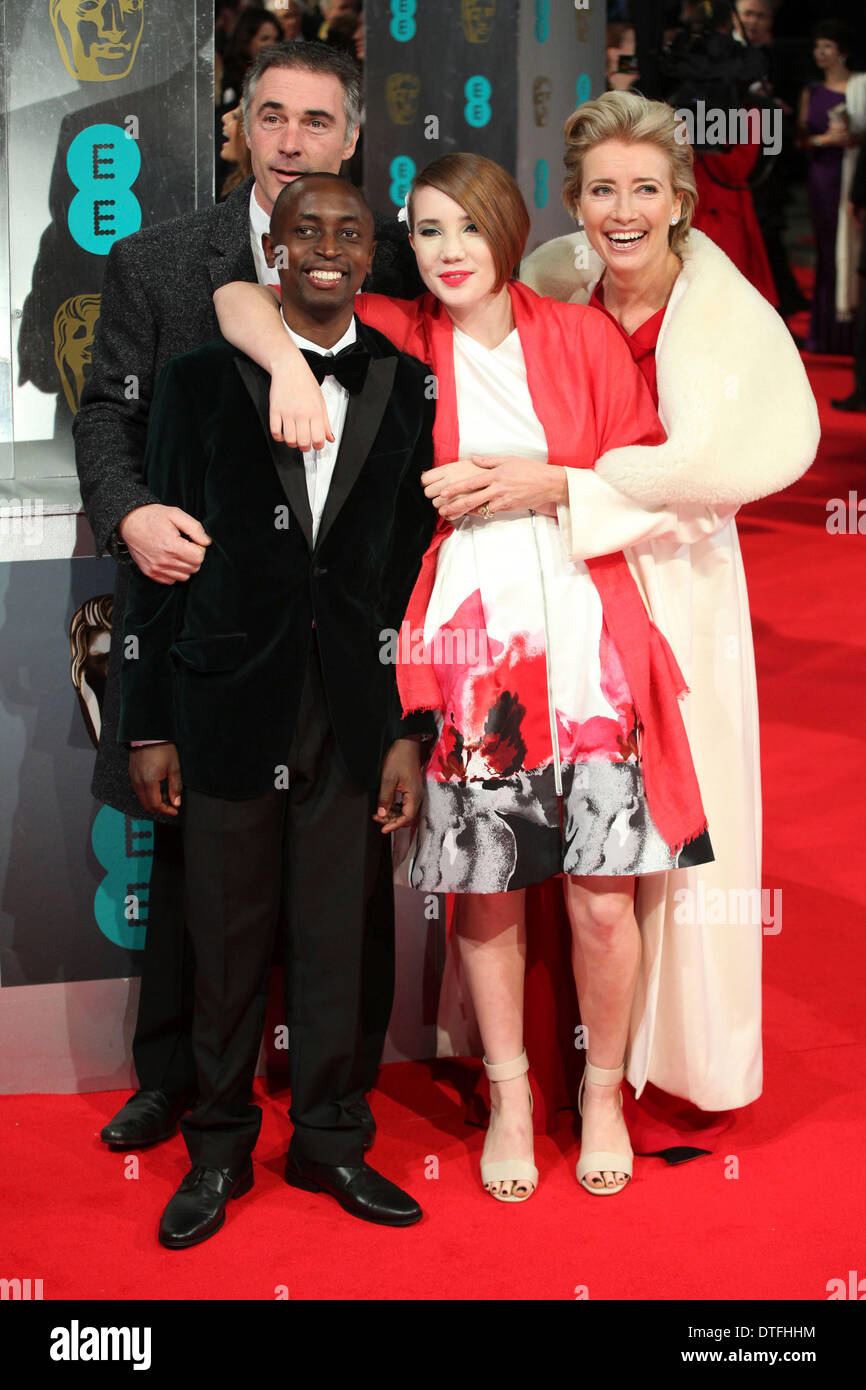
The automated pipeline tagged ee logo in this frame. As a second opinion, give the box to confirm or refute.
[534,158,549,208]
[464,76,492,128]
[91,805,152,951]
[389,0,416,41]
[389,154,416,208]
[576,72,592,105]
[67,123,141,256]
[535,0,550,42]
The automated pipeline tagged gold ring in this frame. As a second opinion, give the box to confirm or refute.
[479,504,492,519]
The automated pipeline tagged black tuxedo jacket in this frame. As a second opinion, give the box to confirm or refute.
[72,175,423,817]
[118,319,436,798]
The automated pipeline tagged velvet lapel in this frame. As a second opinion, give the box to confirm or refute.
[233,355,314,549]
[314,354,397,552]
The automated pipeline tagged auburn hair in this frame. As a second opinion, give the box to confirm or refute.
[407,153,530,293]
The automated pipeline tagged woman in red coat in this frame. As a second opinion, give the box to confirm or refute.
[215,155,712,1204]
[691,139,778,306]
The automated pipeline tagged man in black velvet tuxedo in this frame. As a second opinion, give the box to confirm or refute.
[73,40,423,1154]
[120,174,435,1245]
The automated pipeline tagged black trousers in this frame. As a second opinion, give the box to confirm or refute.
[131,821,196,1097]
[129,771,395,1105]
[178,640,383,1169]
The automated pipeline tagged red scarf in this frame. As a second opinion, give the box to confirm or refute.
[393,282,707,854]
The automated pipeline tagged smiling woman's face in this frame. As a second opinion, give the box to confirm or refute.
[575,140,682,277]
[409,185,498,310]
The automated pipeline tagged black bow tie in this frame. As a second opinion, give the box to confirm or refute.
[300,342,370,394]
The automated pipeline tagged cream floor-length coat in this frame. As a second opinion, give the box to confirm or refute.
[509,227,819,1109]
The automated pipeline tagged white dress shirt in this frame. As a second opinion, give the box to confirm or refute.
[250,190,355,542]
[250,184,356,540]
[249,186,280,288]
[280,310,356,544]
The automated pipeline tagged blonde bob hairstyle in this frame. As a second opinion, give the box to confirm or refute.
[562,90,698,255]
[406,153,531,293]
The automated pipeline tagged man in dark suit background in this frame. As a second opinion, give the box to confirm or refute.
[120,175,434,1244]
[73,40,423,1152]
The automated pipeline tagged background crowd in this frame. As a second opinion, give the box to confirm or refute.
[213,0,864,409]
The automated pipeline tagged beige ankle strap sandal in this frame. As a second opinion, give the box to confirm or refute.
[480,1048,538,1203]
[576,1060,633,1196]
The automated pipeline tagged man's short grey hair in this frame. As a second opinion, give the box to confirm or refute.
[241,39,362,137]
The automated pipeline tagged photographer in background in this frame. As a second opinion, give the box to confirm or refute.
[661,0,778,303]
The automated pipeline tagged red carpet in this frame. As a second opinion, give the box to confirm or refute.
[2,342,865,1302]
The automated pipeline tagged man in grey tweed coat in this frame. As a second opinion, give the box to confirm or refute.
[73,40,422,1149]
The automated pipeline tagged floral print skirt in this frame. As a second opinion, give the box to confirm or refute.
[407,511,712,894]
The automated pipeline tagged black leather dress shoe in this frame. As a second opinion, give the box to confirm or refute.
[100,1089,193,1149]
[158,1161,254,1249]
[284,1154,422,1226]
[831,392,866,413]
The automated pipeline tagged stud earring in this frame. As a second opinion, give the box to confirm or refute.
[671,215,679,225]
[576,216,584,229]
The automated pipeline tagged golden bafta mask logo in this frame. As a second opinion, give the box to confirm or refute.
[385,73,421,126]
[532,76,552,127]
[54,294,101,415]
[461,0,496,44]
[50,0,144,83]
[70,594,114,748]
